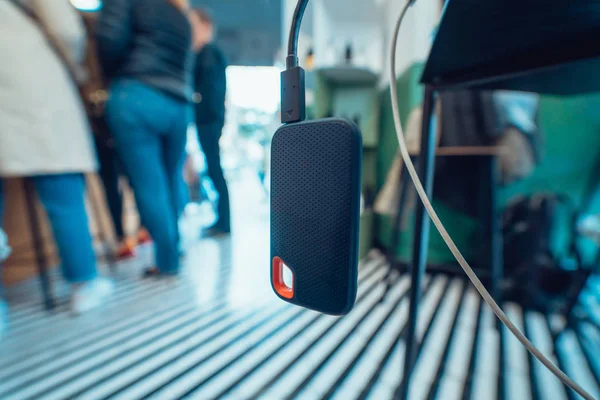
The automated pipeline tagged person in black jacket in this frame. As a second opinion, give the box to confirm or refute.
[96,0,193,276]
[190,8,231,236]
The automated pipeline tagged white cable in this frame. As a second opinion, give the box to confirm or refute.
[390,2,595,399]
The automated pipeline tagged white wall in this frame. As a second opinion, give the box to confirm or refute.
[281,0,314,66]
[320,20,383,72]
[312,0,331,66]
[312,0,384,72]
[281,0,440,77]
[380,0,441,85]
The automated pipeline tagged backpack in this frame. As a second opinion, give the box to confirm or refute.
[502,193,585,311]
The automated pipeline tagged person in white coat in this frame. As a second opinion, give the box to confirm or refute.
[0,0,113,332]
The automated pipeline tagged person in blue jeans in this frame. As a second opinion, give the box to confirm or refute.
[0,0,114,335]
[106,81,189,275]
[97,0,193,276]
[0,177,109,308]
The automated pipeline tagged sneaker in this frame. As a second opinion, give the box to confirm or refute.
[203,224,231,239]
[0,299,8,340]
[142,267,179,279]
[137,229,153,245]
[115,238,137,260]
[71,277,114,315]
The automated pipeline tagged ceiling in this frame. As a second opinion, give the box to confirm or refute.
[191,0,282,66]
[319,0,382,21]
[72,0,386,66]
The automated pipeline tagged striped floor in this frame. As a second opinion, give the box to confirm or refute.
[1,245,598,400]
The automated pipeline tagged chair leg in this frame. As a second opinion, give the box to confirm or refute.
[400,86,438,400]
[484,156,503,304]
[23,179,55,310]
[492,157,503,303]
[485,156,504,331]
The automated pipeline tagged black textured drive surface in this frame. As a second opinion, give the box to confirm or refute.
[271,118,362,315]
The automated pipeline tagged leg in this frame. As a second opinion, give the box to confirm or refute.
[32,174,97,284]
[86,174,116,269]
[95,138,125,240]
[400,86,438,400]
[198,123,231,232]
[106,82,179,274]
[178,167,190,216]
[162,107,188,246]
[115,135,179,273]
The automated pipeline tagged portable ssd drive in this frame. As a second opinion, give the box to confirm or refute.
[270,118,362,315]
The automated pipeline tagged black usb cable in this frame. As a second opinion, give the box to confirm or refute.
[280,0,309,124]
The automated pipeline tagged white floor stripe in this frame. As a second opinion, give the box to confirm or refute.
[504,304,532,400]
[222,268,389,400]
[4,307,254,400]
[436,376,465,400]
[91,306,300,400]
[0,283,208,369]
[43,307,278,400]
[329,288,422,400]
[262,276,412,399]
[294,276,414,398]
[184,262,386,400]
[578,323,600,378]
[470,304,500,400]
[365,384,395,400]
[3,278,190,351]
[525,312,568,400]
[183,311,320,400]
[0,251,597,400]
[409,280,464,400]
[0,302,204,383]
[417,286,479,400]
[555,330,600,399]
[368,277,448,396]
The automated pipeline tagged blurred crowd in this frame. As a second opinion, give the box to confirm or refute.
[0,0,232,328]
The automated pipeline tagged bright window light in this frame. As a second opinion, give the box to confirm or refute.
[226,66,280,114]
[70,0,102,12]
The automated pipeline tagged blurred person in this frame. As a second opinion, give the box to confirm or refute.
[80,13,134,259]
[97,0,193,276]
[0,0,114,317]
[95,139,155,259]
[81,12,156,260]
[190,8,231,236]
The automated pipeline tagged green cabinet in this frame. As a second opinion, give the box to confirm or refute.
[313,66,381,259]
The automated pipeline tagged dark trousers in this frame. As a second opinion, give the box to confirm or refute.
[198,122,230,232]
[94,136,124,240]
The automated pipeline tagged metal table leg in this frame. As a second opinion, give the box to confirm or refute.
[399,86,438,399]
[488,156,503,304]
